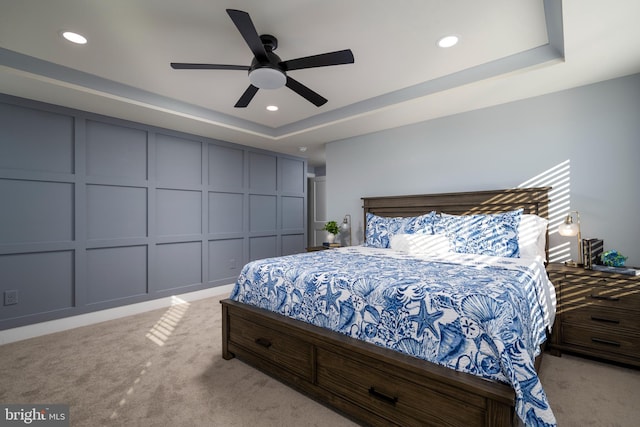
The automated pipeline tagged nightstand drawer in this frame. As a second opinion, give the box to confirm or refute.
[561,323,640,359]
[560,276,640,312]
[562,306,640,333]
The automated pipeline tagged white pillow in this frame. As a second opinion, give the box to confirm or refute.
[389,233,411,252]
[390,233,451,256]
[518,214,548,258]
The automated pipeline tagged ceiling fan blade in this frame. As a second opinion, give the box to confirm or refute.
[171,63,249,70]
[285,76,327,107]
[234,85,259,108]
[281,49,354,71]
[226,9,268,63]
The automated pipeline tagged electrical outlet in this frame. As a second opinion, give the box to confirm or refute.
[4,290,18,306]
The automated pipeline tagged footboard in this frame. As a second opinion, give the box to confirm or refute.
[221,298,518,427]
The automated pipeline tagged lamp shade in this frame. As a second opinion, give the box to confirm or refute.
[341,214,352,246]
[558,220,579,237]
[557,211,583,267]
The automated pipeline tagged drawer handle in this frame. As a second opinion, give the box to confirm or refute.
[254,337,272,349]
[368,387,398,406]
[589,294,620,302]
[590,316,620,324]
[591,337,621,347]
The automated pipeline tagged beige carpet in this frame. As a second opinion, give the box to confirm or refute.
[1,295,638,426]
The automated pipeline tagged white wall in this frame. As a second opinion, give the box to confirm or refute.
[326,73,640,266]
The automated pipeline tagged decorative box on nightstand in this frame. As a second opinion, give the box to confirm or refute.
[546,263,640,367]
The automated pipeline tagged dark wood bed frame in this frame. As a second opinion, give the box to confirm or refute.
[221,187,551,427]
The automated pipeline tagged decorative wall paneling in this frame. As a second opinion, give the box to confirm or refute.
[0,95,306,329]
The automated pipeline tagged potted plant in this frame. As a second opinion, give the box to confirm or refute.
[323,220,340,243]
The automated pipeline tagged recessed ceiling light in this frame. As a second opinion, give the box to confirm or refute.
[266,105,278,112]
[299,147,307,152]
[437,35,459,48]
[61,31,87,45]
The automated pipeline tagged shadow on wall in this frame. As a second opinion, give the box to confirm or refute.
[518,159,572,263]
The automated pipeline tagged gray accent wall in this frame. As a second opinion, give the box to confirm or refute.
[0,95,306,329]
[326,73,640,266]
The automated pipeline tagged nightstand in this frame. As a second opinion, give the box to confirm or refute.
[546,263,640,367]
[306,246,330,252]
[306,245,342,252]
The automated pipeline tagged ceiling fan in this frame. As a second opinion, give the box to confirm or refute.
[170,9,355,108]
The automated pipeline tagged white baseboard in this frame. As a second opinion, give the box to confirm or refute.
[0,284,234,345]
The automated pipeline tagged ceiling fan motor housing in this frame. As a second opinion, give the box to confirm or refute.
[259,34,278,51]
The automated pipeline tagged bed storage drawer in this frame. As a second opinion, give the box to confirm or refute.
[226,313,313,381]
[222,299,517,427]
[316,347,485,427]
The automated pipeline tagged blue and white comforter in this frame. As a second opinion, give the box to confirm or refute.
[230,246,557,426]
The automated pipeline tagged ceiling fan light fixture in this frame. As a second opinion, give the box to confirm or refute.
[249,67,286,89]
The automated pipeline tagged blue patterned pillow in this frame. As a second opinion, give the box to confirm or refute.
[434,209,523,257]
[365,212,435,248]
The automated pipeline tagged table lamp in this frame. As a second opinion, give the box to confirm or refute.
[558,210,583,267]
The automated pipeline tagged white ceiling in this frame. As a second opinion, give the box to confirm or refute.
[1,0,639,167]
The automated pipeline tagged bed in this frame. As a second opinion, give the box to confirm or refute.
[221,187,555,427]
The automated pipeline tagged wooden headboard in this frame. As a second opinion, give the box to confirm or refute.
[362,187,550,219]
[362,187,551,257]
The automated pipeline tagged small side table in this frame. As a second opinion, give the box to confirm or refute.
[306,245,341,252]
[546,262,640,367]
